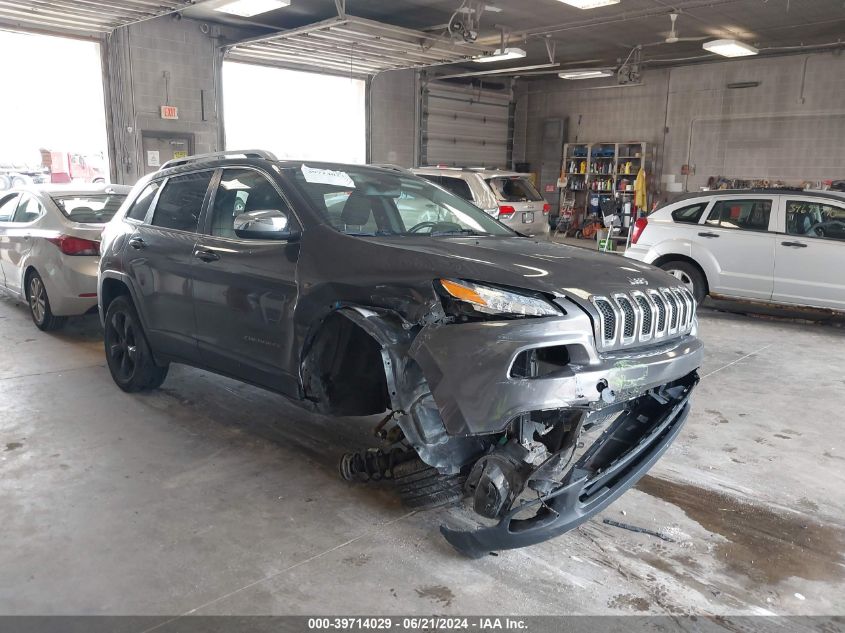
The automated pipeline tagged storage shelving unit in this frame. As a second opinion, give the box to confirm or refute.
[559,141,655,218]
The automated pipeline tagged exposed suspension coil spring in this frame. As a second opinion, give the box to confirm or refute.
[339,448,409,482]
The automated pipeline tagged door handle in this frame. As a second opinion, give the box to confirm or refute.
[698,232,720,238]
[781,241,808,248]
[128,237,146,250]
[194,248,220,263]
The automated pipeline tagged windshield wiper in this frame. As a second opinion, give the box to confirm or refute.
[429,229,488,237]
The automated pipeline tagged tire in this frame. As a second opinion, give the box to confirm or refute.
[11,175,28,188]
[104,296,168,392]
[0,175,10,191]
[659,260,707,303]
[26,271,66,331]
[393,458,465,510]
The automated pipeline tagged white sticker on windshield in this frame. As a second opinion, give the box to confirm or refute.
[300,165,355,188]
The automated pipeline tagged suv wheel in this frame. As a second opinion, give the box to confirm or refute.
[26,271,66,331]
[660,260,706,303]
[393,458,466,510]
[104,296,169,392]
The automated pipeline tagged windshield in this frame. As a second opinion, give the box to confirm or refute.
[52,193,127,224]
[288,164,515,237]
[487,176,544,203]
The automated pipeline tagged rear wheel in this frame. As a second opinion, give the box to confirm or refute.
[26,271,66,331]
[393,458,465,510]
[660,260,706,303]
[104,296,168,392]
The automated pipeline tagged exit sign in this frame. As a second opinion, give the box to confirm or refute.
[160,105,178,120]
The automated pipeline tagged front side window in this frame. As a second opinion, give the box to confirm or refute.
[288,164,514,237]
[786,200,845,241]
[705,199,772,231]
[671,202,708,224]
[0,193,19,222]
[209,169,293,239]
[12,195,45,223]
[126,182,161,222]
[151,171,213,232]
[486,177,544,203]
[52,194,127,224]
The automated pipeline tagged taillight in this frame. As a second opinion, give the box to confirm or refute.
[542,203,551,215]
[46,235,100,256]
[498,205,516,219]
[631,217,648,245]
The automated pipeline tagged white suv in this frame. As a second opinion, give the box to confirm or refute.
[411,167,550,236]
[625,189,845,313]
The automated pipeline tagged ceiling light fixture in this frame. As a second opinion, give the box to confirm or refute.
[702,39,758,57]
[559,69,614,79]
[473,47,527,63]
[556,0,621,9]
[215,0,290,18]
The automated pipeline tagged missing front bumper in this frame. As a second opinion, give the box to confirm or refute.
[440,371,699,558]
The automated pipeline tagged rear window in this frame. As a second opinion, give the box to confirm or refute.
[52,194,127,224]
[671,202,708,224]
[486,177,543,203]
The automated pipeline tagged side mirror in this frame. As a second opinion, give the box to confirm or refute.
[233,209,297,240]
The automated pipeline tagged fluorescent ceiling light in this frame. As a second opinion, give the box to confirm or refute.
[215,0,289,17]
[557,0,621,9]
[702,39,758,57]
[559,69,613,79]
[474,47,527,63]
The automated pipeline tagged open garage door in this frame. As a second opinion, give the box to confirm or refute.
[420,78,513,169]
[222,61,366,164]
[0,29,110,189]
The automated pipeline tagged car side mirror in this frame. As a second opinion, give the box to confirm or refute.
[233,209,298,240]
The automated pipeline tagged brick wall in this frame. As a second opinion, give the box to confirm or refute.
[105,16,250,184]
[514,50,845,197]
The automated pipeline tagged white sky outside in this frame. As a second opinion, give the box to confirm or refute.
[223,62,366,164]
[0,29,109,169]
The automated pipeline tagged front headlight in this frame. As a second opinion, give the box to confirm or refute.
[438,279,561,318]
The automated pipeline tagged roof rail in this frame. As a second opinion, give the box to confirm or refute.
[160,149,278,170]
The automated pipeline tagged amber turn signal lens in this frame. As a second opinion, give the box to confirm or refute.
[440,279,487,307]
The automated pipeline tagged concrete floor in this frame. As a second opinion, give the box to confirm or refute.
[1,293,843,617]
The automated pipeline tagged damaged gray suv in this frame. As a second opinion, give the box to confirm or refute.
[98,150,702,557]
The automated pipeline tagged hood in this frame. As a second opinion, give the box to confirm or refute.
[352,234,679,301]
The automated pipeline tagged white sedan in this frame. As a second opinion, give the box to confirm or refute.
[624,189,845,313]
[0,184,130,330]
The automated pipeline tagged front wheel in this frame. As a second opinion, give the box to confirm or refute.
[104,296,168,392]
[659,260,707,303]
[27,271,66,331]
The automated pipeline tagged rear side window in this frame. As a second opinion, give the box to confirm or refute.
[671,202,708,224]
[438,177,473,201]
[126,182,161,222]
[487,177,543,203]
[12,195,44,223]
[0,193,19,222]
[705,199,772,231]
[151,171,214,233]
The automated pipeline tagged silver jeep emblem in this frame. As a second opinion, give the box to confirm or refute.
[628,277,648,286]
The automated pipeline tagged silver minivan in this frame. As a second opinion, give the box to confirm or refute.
[412,167,550,236]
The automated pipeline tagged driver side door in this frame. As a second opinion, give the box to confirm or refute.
[192,167,302,396]
[772,196,845,311]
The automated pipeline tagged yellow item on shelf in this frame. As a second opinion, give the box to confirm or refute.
[580,161,586,174]
[634,167,647,209]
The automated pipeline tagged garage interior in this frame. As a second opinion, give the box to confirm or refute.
[1,0,844,624]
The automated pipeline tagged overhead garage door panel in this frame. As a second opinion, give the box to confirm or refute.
[422,80,512,168]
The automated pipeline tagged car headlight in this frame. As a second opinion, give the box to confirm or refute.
[438,279,561,318]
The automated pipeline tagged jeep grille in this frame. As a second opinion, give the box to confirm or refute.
[591,287,696,351]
